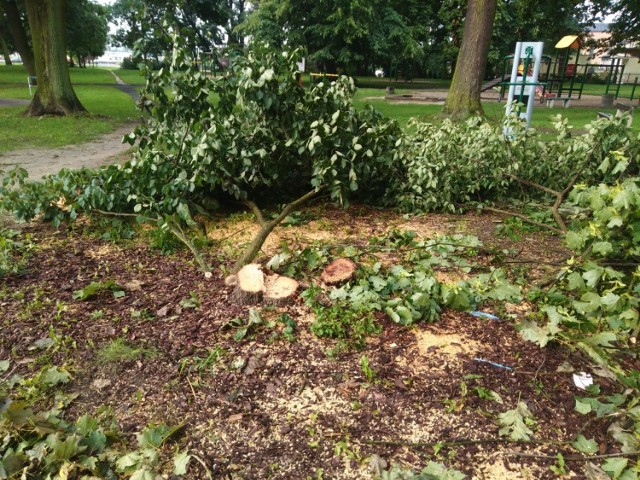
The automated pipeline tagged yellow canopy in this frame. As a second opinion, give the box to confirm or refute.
[555,35,581,49]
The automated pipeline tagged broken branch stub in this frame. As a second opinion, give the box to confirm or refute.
[231,263,265,305]
[320,258,357,285]
[264,274,299,307]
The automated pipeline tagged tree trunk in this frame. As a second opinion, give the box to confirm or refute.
[0,30,12,65]
[1,0,34,75]
[231,263,265,305]
[24,0,86,116]
[442,0,497,120]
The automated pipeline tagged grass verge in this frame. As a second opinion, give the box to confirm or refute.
[0,86,137,152]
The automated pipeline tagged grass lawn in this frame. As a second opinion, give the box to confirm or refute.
[0,66,637,152]
[0,64,117,85]
[579,82,639,99]
[354,83,638,133]
[0,64,138,152]
[0,86,137,152]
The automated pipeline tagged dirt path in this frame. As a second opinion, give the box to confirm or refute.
[1,72,139,180]
[0,122,136,180]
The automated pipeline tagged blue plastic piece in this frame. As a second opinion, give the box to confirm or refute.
[473,358,513,371]
[470,311,500,321]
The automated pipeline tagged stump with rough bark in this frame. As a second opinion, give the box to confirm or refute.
[231,264,265,305]
[320,258,357,285]
[264,274,299,306]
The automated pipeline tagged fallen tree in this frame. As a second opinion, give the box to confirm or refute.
[0,31,400,275]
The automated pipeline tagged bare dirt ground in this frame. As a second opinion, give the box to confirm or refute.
[0,122,136,180]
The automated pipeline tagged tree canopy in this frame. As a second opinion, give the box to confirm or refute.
[240,0,607,78]
[66,0,109,67]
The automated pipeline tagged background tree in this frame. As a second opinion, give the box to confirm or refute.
[24,0,86,115]
[66,0,109,67]
[443,0,497,119]
[0,0,34,75]
[0,17,14,64]
[224,0,246,48]
[110,0,230,61]
[603,0,640,51]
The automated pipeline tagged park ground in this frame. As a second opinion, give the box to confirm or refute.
[1,66,639,478]
[0,205,626,479]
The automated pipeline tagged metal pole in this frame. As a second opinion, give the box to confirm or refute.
[615,60,626,99]
[505,42,523,118]
[631,77,638,101]
[605,59,615,95]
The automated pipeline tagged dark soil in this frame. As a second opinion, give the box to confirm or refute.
[0,209,622,479]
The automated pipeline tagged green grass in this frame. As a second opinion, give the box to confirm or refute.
[0,66,636,153]
[113,68,146,85]
[353,80,639,133]
[354,76,451,90]
[0,64,116,85]
[0,86,137,152]
[95,338,142,365]
[579,82,639,100]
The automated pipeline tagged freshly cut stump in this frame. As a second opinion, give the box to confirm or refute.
[320,258,357,285]
[231,264,264,305]
[264,274,299,306]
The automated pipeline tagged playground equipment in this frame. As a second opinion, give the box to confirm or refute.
[491,53,551,102]
[543,35,587,99]
[495,35,593,102]
[504,41,545,128]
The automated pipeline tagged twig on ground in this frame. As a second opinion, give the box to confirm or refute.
[506,451,640,462]
[482,206,564,234]
[362,438,571,448]
[190,454,213,480]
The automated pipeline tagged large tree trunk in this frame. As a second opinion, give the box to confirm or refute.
[0,29,12,65]
[24,0,86,116]
[1,0,34,75]
[442,0,497,120]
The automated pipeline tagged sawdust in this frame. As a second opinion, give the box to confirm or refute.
[413,330,481,358]
[85,244,120,259]
[475,457,537,479]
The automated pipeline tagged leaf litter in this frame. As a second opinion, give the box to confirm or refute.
[0,207,624,479]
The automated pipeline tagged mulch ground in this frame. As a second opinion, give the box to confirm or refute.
[0,208,622,479]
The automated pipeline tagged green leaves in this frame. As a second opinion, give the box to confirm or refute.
[72,280,125,301]
[41,366,72,386]
[173,451,191,475]
[497,401,535,441]
[136,424,183,450]
[572,434,598,454]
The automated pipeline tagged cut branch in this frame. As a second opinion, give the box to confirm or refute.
[506,174,560,198]
[505,165,585,232]
[483,206,564,234]
[505,451,640,462]
[231,186,326,274]
[92,209,211,273]
[242,199,267,228]
[362,438,571,449]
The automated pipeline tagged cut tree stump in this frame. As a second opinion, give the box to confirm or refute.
[231,263,264,305]
[264,274,299,306]
[320,258,357,285]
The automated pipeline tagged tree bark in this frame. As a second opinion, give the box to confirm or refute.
[24,0,86,116]
[442,0,497,120]
[1,0,34,75]
[231,263,265,305]
[0,29,12,65]
[231,187,324,274]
